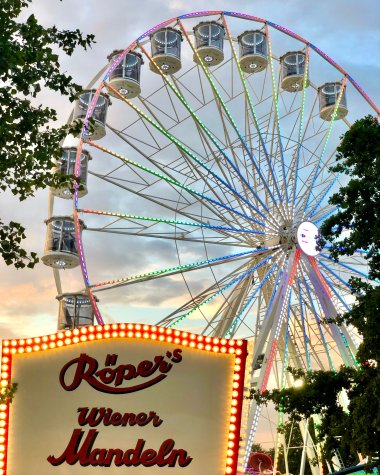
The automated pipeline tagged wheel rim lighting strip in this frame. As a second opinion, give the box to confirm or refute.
[73,10,379,326]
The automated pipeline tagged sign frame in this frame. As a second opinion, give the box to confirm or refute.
[0,323,247,475]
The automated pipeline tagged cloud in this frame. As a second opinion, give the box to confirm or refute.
[3,0,378,343]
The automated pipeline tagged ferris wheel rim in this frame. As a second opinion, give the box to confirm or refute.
[70,10,379,328]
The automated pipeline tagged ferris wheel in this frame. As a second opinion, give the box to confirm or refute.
[42,10,379,474]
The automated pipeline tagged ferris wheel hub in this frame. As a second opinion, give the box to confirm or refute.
[278,221,297,249]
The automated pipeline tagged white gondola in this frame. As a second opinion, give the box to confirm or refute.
[150,28,182,74]
[56,293,97,330]
[51,147,91,199]
[280,51,309,92]
[318,82,348,121]
[72,90,110,140]
[238,30,268,73]
[193,21,225,66]
[42,216,84,269]
[107,50,143,98]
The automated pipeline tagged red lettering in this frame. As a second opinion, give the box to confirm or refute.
[77,407,162,428]
[171,348,183,363]
[60,350,183,394]
[77,407,105,427]
[47,430,193,468]
[47,429,98,466]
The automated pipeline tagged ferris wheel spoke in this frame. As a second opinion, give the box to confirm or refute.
[265,24,290,205]
[107,85,271,226]
[106,127,255,233]
[80,208,266,237]
[301,273,336,370]
[225,259,280,338]
[178,22,286,221]
[167,251,280,329]
[223,17,285,209]
[320,275,351,312]
[308,176,338,218]
[305,256,357,366]
[87,140,265,230]
[135,96,248,217]
[295,278,312,370]
[157,258,255,327]
[87,170,234,240]
[294,138,334,212]
[290,46,310,209]
[312,206,338,225]
[167,72,278,229]
[204,252,283,338]
[301,79,348,214]
[317,260,357,294]
[318,253,372,281]
[90,247,264,292]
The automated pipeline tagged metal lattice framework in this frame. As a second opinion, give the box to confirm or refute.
[47,10,379,475]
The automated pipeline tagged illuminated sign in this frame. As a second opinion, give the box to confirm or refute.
[0,323,247,474]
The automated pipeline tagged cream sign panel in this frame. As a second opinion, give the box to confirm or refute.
[1,324,247,475]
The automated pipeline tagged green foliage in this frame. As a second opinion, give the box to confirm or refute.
[0,220,38,268]
[250,424,314,475]
[0,382,18,405]
[0,0,94,268]
[252,116,380,463]
[321,116,380,281]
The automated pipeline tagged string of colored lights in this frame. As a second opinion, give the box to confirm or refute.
[320,253,374,281]
[302,276,335,370]
[324,277,351,313]
[311,263,358,367]
[318,260,356,294]
[169,252,281,328]
[321,276,360,367]
[273,288,292,475]
[267,269,284,315]
[225,261,279,338]
[178,21,283,214]
[106,84,269,228]
[297,278,311,370]
[323,245,370,255]
[302,78,347,214]
[90,247,272,290]
[309,176,338,218]
[222,16,283,208]
[292,46,310,209]
[137,44,281,231]
[244,249,300,470]
[302,274,352,472]
[265,23,289,205]
[313,206,338,225]
[80,208,266,235]
[265,250,300,386]
[73,81,106,324]
[87,140,267,228]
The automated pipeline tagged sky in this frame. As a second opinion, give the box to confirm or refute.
[1,0,379,341]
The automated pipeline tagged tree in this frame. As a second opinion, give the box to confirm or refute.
[249,425,314,475]
[0,383,17,405]
[252,116,380,465]
[0,0,94,268]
